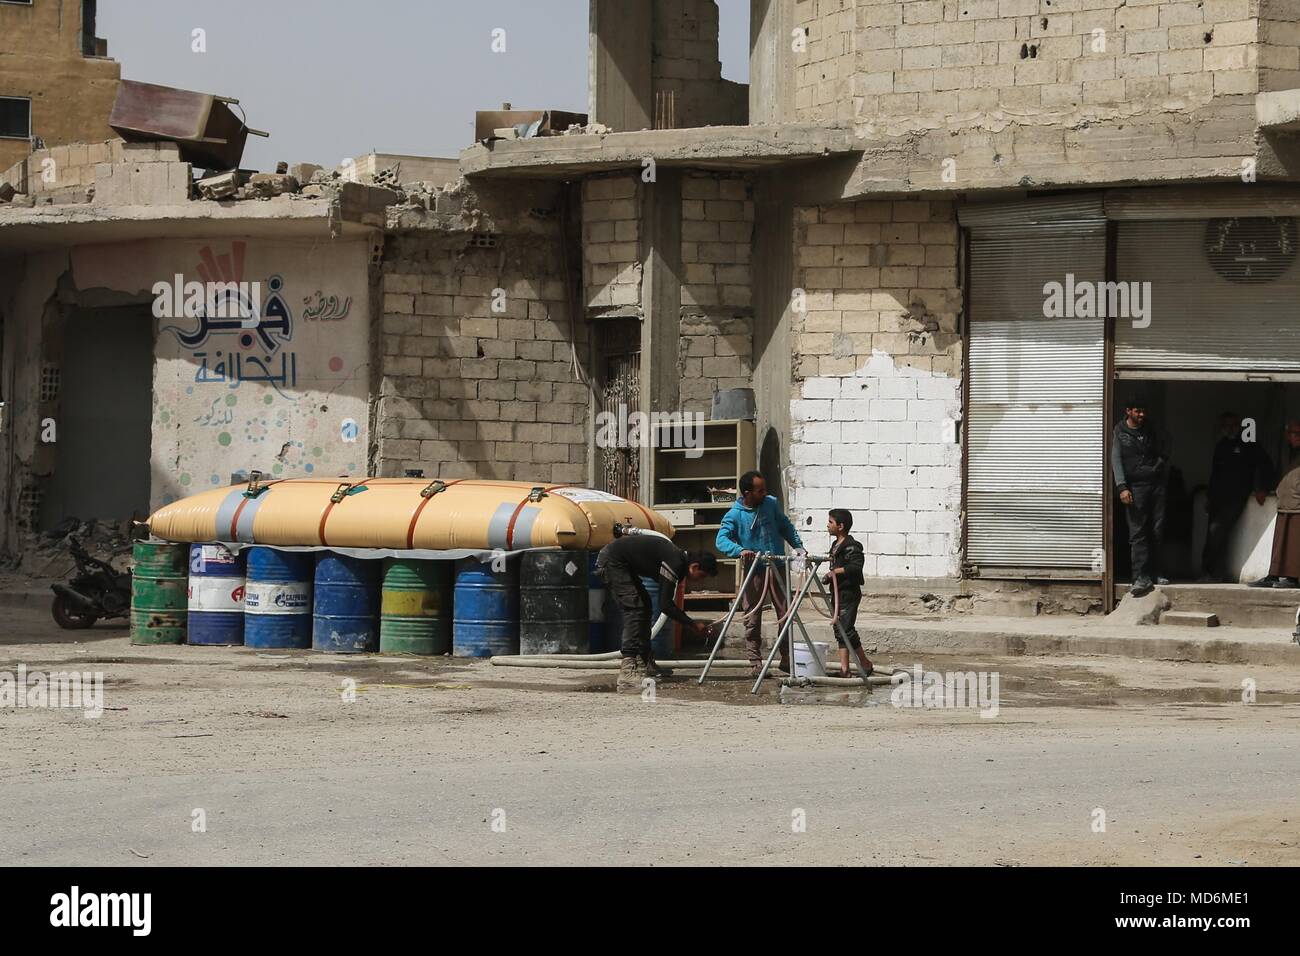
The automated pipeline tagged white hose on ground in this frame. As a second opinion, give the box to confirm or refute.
[819,660,905,677]
[782,674,896,687]
[489,656,754,669]
[495,650,624,662]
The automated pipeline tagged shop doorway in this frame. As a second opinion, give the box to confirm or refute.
[1110,379,1298,584]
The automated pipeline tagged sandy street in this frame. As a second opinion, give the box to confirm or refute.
[1,605,1298,867]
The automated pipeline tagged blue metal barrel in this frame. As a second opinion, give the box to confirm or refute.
[519,552,589,655]
[453,557,519,657]
[243,548,313,649]
[187,543,246,646]
[313,553,381,653]
[605,575,674,658]
[587,552,606,653]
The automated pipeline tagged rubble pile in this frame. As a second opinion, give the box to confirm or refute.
[6,516,140,578]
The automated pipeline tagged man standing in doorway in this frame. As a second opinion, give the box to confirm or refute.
[1203,412,1274,582]
[1112,399,1172,596]
[715,470,805,677]
[1250,420,1300,589]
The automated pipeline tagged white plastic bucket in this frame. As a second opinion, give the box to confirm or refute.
[793,640,830,677]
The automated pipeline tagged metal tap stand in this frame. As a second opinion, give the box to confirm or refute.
[749,553,832,693]
[696,552,833,688]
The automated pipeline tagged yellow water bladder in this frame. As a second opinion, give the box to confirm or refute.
[147,478,673,551]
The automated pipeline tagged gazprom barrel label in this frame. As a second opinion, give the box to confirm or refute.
[244,582,312,614]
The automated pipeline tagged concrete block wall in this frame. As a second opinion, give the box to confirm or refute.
[794,0,858,123]
[583,172,642,313]
[679,171,754,413]
[93,142,191,206]
[1260,0,1300,92]
[378,232,591,483]
[653,0,748,126]
[787,198,963,579]
[852,0,1263,131]
[1,139,122,202]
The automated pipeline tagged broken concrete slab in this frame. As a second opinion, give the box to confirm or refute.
[291,163,322,184]
[245,173,300,198]
[196,170,241,200]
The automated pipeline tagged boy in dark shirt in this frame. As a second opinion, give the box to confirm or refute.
[595,533,717,690]
[822,509,872,679]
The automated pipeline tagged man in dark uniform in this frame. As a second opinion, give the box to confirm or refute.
[1112,398,1172,595]
[595,532,717,691]
[1202,412,1273,582]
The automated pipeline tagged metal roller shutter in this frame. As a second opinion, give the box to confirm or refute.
[967,223,1106,570]
[1115,218,1300,375]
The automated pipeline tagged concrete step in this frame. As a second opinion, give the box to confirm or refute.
[786,614,1300,667]
[1158,584,1298,628]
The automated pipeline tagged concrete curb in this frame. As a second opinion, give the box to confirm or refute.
[797,619,1300,667]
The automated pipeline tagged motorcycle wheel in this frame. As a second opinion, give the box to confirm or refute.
[51,594,98,630]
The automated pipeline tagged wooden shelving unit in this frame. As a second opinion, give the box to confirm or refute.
[649,419,755,606]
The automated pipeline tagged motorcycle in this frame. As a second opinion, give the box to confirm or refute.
[50,536,132,629]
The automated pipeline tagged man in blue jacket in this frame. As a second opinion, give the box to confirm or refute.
[715,470,804,676]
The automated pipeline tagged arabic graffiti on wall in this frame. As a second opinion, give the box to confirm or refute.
[302,291,353,321]
[158,243,299,399]
[126,238,372,511]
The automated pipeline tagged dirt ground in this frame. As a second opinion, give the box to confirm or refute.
[1,604,1298,866]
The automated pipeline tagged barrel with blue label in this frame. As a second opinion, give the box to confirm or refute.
[453,557,519,657]
[604,575,674,658]
[379,558,453,655]
[312,552,381,654]
[187,543,246,646]
[519,551,590,656]
[243,547,313,649]
[131,540,189,645]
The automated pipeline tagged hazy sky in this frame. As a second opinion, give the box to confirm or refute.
[98,0,751,173]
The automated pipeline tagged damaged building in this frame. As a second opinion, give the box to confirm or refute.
[4,0,1300,616]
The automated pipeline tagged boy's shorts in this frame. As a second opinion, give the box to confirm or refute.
[833,590,862,649]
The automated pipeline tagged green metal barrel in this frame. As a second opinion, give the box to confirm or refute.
[130,540,189,645]
[379,558,452,655]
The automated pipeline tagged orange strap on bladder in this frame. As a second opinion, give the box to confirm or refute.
[504,486,554,550]
[404,479,466,549]
[227,479,286,540]
[316,483,353,546]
